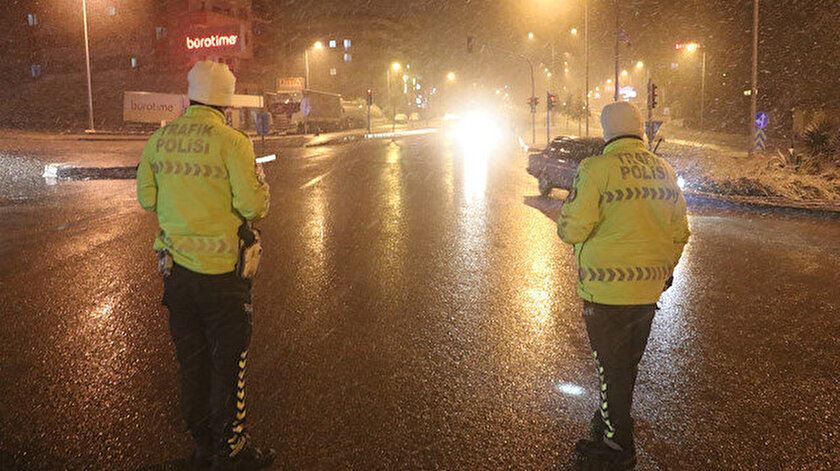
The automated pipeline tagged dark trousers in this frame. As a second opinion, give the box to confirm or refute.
[583,301,656,454]
[163,264,253,458]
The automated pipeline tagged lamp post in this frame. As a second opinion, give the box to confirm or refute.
[304,41,323,89]
[388,62,401,133]
[81,0,95,132]
[584,0,590,136]
[516,55,537,145]
[613,0,620,102]
[749,0,759,157]
[677,42,707,130]
[700,49,706,129]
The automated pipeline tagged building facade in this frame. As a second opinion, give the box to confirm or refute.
[0,0,255,129]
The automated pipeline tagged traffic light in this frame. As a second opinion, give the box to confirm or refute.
[546,92,558,111]
[467,36,475,53]
[366,89,373,106]
[527,96,540,112]
[647,82,659,110]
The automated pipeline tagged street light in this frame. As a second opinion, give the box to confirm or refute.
[81,0,95,132]
[635,60,644,70]
[621,69,629,78]
[528,32,535,40]
[447,71,456,82]
[570,27,578,36]
[391,61,402,73]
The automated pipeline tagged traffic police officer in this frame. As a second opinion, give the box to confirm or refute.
[137,61,274,470]
[557,101,690,469]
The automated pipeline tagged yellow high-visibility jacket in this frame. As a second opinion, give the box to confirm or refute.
[137,105,270,275]
[557,137,690,305]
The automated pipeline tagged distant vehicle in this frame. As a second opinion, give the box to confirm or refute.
[341,98,368,129]
[394,113,408,123]
[527,136,604,196]
[409,112,421,121]
[265,89,344,134]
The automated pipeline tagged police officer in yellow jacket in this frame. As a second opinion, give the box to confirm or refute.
[557,101,690,469]
[137,61,274,470]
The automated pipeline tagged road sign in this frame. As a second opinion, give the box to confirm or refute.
[755,111,769,130]
[255,111,271,136]
[300,96,312,117]
[754,129,767,152]
[645,120,663,143]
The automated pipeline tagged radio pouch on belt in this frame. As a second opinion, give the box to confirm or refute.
[157,249,173,278]
[236,222,262,280]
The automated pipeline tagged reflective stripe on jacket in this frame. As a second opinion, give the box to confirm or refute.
[137,105,270,275]
[557,137,690,305]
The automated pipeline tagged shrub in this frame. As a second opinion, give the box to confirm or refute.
[802,119,837,160]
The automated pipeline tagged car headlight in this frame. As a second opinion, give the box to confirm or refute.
[454,110,502,151]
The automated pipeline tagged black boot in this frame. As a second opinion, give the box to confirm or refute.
[212,445,276,471]
[191,449,213,470]
[589,410,605,441]
[575,439,636,470]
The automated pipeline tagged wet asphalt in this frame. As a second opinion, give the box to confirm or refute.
[0,129,838,470]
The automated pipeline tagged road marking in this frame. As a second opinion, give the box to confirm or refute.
[300,171,331,190]
[365,128,437,140]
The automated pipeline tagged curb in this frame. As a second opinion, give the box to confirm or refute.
[684,190,840,217]
[75,136,149,142]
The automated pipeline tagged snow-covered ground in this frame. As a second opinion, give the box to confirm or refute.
[521,119,840,206]
[658,134,840,203]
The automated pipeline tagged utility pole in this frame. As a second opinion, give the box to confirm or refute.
[700,50,707,130]
[699,50,707,129]
[366,89,373,134]
[304,49,310,88]
[546,92,552,146]
[550,41,556,94]
[584,0,590,136]
[81,0,95,132]
[749,0,760,157]
[529,60,536,145]
[387,69,396,133]
[613,0,620,102]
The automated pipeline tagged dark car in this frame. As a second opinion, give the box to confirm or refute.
[527,136,604,196]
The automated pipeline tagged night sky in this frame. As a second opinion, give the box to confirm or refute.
[258,0,839,124]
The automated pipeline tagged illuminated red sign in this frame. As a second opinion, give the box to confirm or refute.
[186,34,240,50]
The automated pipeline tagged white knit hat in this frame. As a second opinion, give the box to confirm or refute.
[188,61,236,107]
[600,101,644,142]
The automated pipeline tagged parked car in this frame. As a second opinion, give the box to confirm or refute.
[527,136,604,196]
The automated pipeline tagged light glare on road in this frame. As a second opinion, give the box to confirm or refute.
[556,382,586,397]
